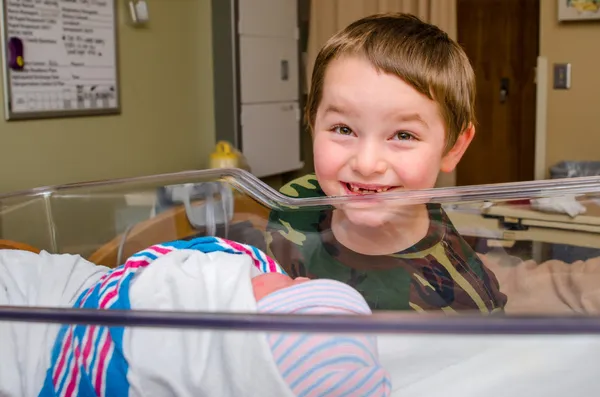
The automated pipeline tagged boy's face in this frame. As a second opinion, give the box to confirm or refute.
[312,55,473,228]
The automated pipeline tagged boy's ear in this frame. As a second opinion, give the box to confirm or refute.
[440,123,475,173]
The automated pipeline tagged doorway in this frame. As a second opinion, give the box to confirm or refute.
[456,0,540,186]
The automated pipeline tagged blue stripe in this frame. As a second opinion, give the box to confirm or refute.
[286,340,372,385]
[300,368,356,397]
[362,377,392,397]
[250,246,266,271]
[98,279,118,295]
[338,366,380,397]
[291,356,371,389]
[56,339,75,395]
[131,251,158,260]
[87,328,104,389]
[276,334,310,366]
[269,334,286,351]
[259,287,369,314]
[285,337,376,378]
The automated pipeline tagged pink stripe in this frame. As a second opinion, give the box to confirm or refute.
[53,329,73,384]
[270,334,301,359]
[294,345,369,377]
[222,239,253,256]
[122,259,151,269]
[94,334,112,395]
[146,245,172,255]
[259,287,366,313]
[222,239,263,270]
[266,256,278,273]
[99,262,145,307]
[277,337,324,375]
[293,370,348,396]
[64,343,82,397]
[81,270,114,303]
[349,367,388,395]
[99,289,118,309]
[100,268,125,289]
[81,326,96,370]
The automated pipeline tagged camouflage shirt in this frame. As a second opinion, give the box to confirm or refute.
[264,174,507,313]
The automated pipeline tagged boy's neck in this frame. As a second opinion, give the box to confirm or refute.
[331,204,431,256]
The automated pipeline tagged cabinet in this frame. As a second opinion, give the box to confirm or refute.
[211,0,303,178]
[241,102,301,177]
[238,0,298,38]
[239,36,299,104]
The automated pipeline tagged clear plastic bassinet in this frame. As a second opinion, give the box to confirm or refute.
[0,168,599,396]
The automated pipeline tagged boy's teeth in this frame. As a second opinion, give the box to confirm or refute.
[348,183,390,193]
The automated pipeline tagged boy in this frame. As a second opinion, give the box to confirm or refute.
[265,13,507,313]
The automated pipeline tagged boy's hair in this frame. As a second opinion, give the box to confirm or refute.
[306,12,475,150]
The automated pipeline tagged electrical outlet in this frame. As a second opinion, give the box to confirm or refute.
[553,63,571,89]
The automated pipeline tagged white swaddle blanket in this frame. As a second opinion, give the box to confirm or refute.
[0,249,108,397]
[123,248,295,397]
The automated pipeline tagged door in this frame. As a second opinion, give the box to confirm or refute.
[456,0,539,186]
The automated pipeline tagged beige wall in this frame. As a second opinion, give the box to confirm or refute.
[0,0,215,194]
[540,3,600,176]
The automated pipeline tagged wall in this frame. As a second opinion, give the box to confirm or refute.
[540,3,600,175]
[0,0,215,193]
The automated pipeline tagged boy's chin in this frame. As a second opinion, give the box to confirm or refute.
[336,202,427,229]
[338,207,395,229]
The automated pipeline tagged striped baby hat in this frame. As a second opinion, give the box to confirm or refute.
[257,278,392,397]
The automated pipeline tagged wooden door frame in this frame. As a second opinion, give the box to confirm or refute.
[534,56,548,180]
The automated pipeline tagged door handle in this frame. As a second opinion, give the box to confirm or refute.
[499,77,509,103]
[280,60,289,81]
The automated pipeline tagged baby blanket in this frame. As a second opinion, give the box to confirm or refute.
[37,237,291,397]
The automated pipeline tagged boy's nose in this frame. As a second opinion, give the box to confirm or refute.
[351,145,387,176]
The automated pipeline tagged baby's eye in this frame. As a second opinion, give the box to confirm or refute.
[333,125,353,135]
[394,131,414,141]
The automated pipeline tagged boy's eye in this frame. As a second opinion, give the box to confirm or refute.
[333,125,353,135]
[394,131,414,141]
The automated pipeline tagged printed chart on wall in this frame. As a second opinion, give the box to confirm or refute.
[0,0,119,120]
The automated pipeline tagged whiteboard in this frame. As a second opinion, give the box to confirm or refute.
[0,0,120,120]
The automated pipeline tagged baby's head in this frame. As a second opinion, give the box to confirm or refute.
[252,273,392,396]
[306,12,476,228]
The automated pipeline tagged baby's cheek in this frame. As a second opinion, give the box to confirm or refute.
[252,273,294,302]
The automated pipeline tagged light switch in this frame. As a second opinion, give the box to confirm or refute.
[553,63,571,89]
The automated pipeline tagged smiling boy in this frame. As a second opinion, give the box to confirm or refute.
[264,13,506,312]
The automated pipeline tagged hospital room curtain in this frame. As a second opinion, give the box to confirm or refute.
[305,0,458,187]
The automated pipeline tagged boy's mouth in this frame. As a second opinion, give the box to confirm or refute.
[342,182,402,194]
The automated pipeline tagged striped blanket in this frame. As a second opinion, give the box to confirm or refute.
[37,236,286,397]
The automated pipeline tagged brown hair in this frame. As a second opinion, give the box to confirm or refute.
[306,13,475,150]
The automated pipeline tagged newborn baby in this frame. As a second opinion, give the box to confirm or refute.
[0,237,391,397]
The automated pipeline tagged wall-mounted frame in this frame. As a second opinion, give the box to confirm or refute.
[558,0,600,21]
[0,0,121,121]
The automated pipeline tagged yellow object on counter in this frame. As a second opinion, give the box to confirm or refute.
[209,141,251,172]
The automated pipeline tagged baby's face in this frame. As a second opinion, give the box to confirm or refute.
[252,273,310,302]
